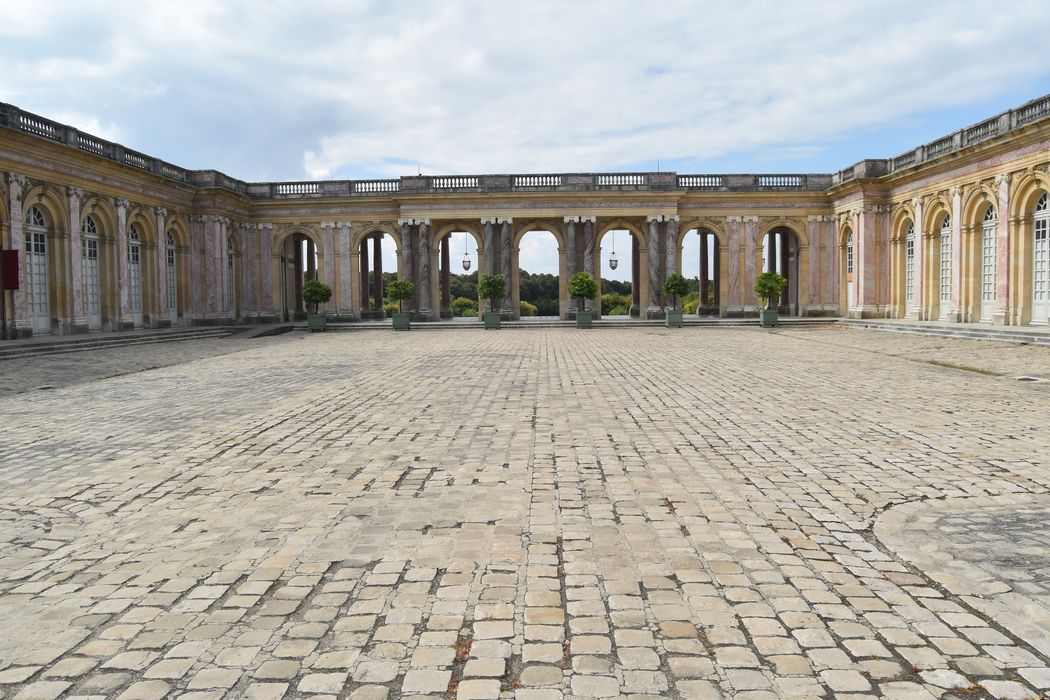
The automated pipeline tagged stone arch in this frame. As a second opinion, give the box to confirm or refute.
[1008,171,1050,221]
[890,206,917,319]
[351,222,399,319]
[595,219,648,318]
[757,219,808,316]
[512,219,565,250]
[923,198,954,320]
[674,220,726,317]
[839,223,854,312]
[125,208,157,327]
[271,226,327,321]
[675,218,728,250]
[962,183,998,225]
[431,222,484,319]
[1011,172,1050,325]
[162,215,190,325]
[351,222,400,252]
[512,220,566,319]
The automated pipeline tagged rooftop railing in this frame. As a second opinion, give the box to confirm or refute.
[4,93,1050,198]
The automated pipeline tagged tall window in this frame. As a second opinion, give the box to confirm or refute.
[24,205,49,330]
[981,205,997,305]
[939,214,952,306]
[82,215,101,330]
[226,238,236,314]
[1034,192,1049,323]
[905,223,915,305]
[128,224,142,324]
[166,232,177,316]
[846,232,854,275]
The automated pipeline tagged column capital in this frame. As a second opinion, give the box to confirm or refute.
[5,172,26,186]
[397,217,431,226]
[563,215,581,223]
[153,206,167,218]
[116,198,129,211]
[495,217,513,224]
[579,216,596,224]
[645,214,679,223]
[725,216,742,223]
[743,216,758,223]
[911,196,923,210]
[66,185,84,200]
[319,221,336,229]
[259,222,273,230]
[480,217,498,225]
[995,173,1008,187]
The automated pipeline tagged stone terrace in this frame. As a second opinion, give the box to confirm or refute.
[0,327,1048,699]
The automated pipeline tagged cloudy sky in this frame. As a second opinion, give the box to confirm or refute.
[3,1,1050,279]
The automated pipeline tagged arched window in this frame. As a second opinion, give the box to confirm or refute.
[23,205,49,333]
[1033,192,1050,324]
[905,223,916,309]
[980,205,997,321]
[939,213,952,311]
[82,215,102,330]
[166,232,177,321]
[846,232,854,275]
[128,224,143,325]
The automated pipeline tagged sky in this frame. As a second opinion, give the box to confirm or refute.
[4,1,1050,281]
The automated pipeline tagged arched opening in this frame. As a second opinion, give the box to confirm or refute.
[904,222,917,318]
[436,230,480,319]
[937,213,952,320]
[1033,192,1050,325]
[24,205,51,334]
[127,224,144,327]
[762,227,801,314]
[355,232,397,319]
[979,204,998,323]
[690,229,721,316]
[165,231,178,325]
[277,232,317,321]
[516,229,560,319]
[598,228,635,318]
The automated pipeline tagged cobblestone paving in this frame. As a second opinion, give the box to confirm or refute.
[0,327,1048,699]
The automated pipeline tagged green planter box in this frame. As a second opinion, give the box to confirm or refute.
[307,313,327,331]
[483,311,501,329]
[392,312,411,331]
[576,310,593,329]
[760,308,779,327]
[666,309,684,328]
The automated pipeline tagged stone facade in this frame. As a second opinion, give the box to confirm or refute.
[2,95,1050,335]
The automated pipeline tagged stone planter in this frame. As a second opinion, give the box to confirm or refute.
[576,310,593,329]
[392,312,411,331]
[760,308,778,327]
[483,311,501,329]
[666,309,683,328]
[307,313,327,332]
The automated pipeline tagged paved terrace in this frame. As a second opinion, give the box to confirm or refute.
[0,327,1048,699]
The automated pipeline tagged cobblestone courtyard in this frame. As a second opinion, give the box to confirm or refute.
[1,327,1048,700]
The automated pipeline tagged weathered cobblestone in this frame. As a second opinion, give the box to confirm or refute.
[0,327,1048,699]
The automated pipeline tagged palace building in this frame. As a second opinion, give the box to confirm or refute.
[1,95,1049,337]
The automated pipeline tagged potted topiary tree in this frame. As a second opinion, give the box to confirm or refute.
[754,272,787,327]
[303,279,333,331]
[663,273,689,328]
[569,271,598,329]
[386,278,415,330]
[478,274,506,329]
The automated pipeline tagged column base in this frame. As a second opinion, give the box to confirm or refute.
[991,312,1010,326]
[645,308,666,320]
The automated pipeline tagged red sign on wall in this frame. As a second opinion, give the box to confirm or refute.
[1,250,18,291]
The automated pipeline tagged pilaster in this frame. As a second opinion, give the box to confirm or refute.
[115,198,132,328]
[993,174,1011,325]
[68,186,87,332]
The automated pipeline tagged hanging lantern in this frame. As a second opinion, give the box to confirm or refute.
[461,233,472,271]
[609,231,619,270]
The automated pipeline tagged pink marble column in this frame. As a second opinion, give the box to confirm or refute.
[726,216,741,311]
[744,216,757,309]
[994,175,1011,325]
[823,218,836,306]
[6,174,28,334]
[115,199,131,326]
[950,187,963,321]
[338,222,352,316]
[807,216,821,306]
[154,208,168,322]
[203,215,219,316]
[68,187,86,329]
[911,198,924,319]
[857,209,874,313]
[241,223,255,317]
[189,216,204,320]
[259,223,274,315]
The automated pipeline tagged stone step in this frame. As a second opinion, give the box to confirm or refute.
[301,317,839,332]
[842,320,1050,346]
[0,327,237,360]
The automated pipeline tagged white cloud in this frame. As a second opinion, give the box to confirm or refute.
[2,0,1049,181]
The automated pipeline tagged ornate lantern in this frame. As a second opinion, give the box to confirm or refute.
[461,233,472,271]
[609,231,619,270]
